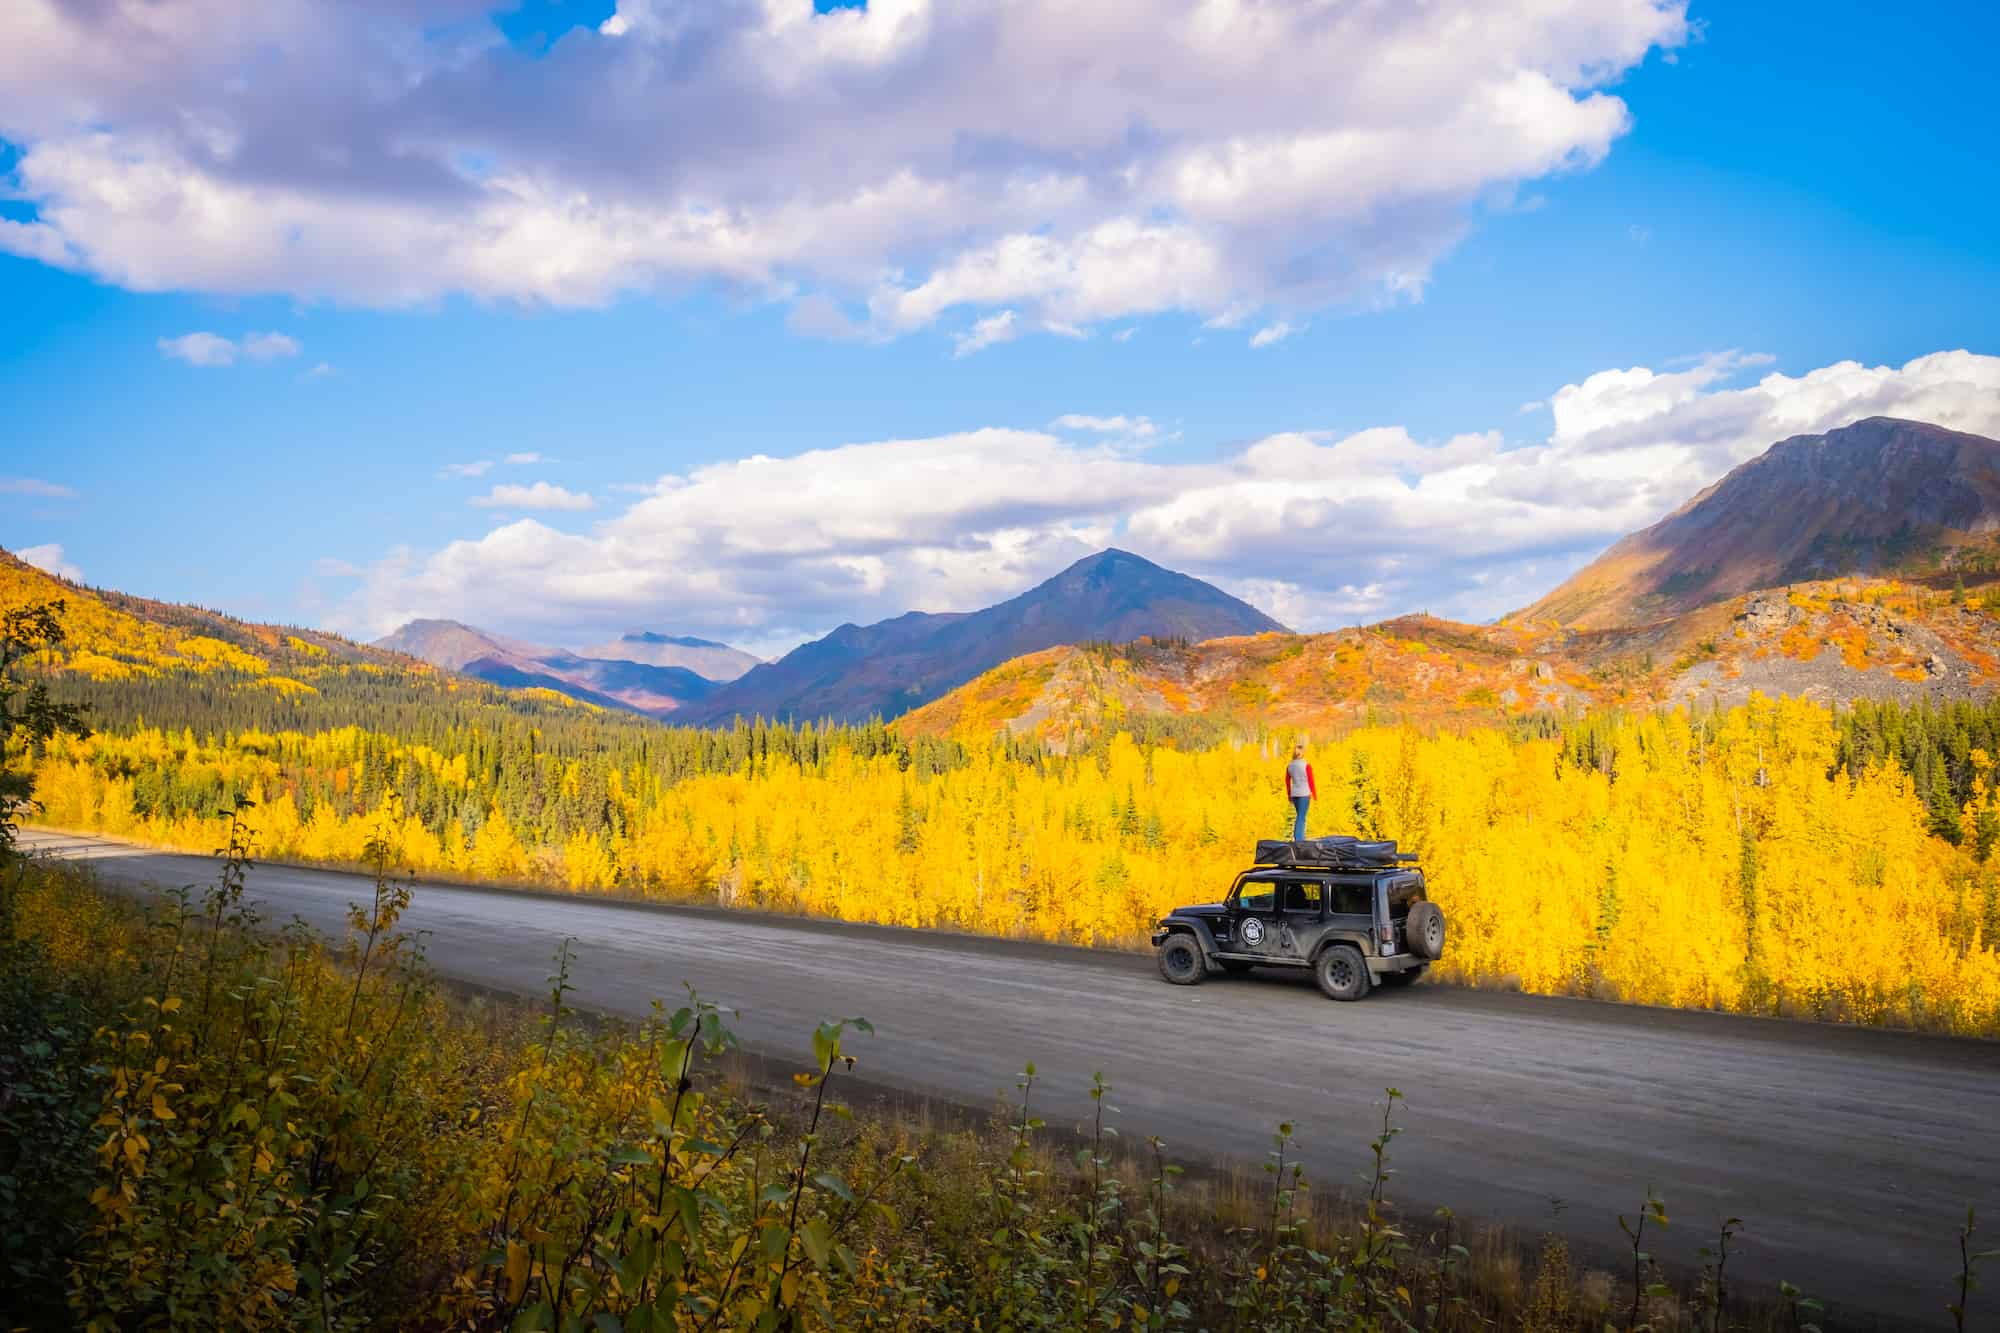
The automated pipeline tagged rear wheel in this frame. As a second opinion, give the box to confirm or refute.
[1314,944,1370,1001]
[1378,966,1427,988]
[1157,934,1205,986]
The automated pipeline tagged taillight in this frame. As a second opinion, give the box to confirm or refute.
[1379,921,1395,952]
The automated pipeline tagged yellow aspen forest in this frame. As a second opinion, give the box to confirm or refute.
[28,693,2000,1035]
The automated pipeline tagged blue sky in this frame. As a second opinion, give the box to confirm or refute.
[4,0,1998,655]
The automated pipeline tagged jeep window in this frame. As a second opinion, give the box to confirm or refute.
[1280,880,1323,914]
[1383,874,1425,912]
[1328,879,1372,915]
[1237,880,1276,912]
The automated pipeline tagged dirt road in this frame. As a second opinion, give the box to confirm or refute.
[24,829,1998,1328]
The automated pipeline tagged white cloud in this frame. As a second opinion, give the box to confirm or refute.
[18,542,82,581]
[470,481,595,511]
[241,331,300,361]
[1051,414,1157,439]
[1249,321,1301,349]
[325,350,2000,647]
[785,294,868,341]
[0,217,72,266]
[503,452,545,465]
[302,361,336,379]
[0,477,78,499]
[952,310,1020,358]
[1112,328,1137,343]
[157,329,299,366]
[0,0,1691,346]
[440,460,494,479]
[157,331,240,367]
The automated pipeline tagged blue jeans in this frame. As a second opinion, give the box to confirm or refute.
[1291,797,1310,841]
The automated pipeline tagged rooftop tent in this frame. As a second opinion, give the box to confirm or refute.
[1253,836,1415,869]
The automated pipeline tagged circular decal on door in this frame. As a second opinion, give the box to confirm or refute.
[1241,917,1266,946]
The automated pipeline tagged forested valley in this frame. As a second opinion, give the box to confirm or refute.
[27,631,2000,1034]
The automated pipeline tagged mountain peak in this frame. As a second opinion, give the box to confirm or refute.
[1065,546,1145,568]
[375,618,536,669]
[1520,416,2000,628]
[685,551,1287,725]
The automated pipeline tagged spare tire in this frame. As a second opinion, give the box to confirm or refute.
[1406,901,1447,960]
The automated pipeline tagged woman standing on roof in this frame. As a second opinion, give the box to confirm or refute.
[1284,741,1316,841]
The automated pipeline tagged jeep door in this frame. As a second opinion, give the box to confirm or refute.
[1275,877,1331,962]
[1227,876,1284,959]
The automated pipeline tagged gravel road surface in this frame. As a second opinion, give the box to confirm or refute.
[23,829,1999,1328]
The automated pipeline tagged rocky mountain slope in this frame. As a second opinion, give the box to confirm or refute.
[374,619,719,717]
[684,548,1289,725]
[1520,417,2000,629]
[901,577,2000,746]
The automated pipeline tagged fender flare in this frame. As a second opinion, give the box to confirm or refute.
[1161,916,1222,965]
[1309,931,1372,965]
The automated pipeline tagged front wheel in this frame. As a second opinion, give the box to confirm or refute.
[1157,934,1205,986]
[1314,944,1370,1001]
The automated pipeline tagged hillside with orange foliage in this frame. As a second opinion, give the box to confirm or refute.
[903,578,2000,746]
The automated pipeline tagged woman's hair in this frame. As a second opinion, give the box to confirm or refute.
[1291,742,1304,756]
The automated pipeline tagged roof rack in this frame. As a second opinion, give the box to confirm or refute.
[1252,836,1419,870]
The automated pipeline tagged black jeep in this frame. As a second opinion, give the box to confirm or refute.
[1150,836,1447,1001]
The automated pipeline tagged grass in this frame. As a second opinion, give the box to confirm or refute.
[1,832,1989,1330]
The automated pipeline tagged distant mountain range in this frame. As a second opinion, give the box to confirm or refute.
[376,544,1280,720]
[580,632,761,682]
[18,413,2000,741]
[679,548,1289,725]
[373,620,723,717]
[372,550,1284,724]
[371,418,2000,730]
[903,417,2000,743]
[1520,417,2000,628]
